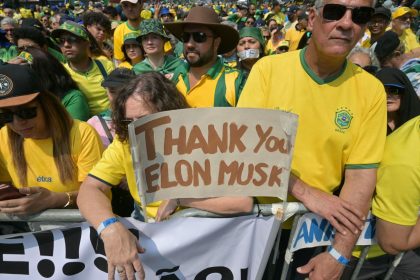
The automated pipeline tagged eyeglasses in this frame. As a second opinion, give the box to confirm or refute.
[0,107,37,123]
[318,4,374,25]
[17,45,36,52]
[181,32,213,43]
[56,35,82,46]
[2,28,13,33]
[385,86,403,96]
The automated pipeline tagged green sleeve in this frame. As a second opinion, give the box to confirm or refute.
[62,89,91,121]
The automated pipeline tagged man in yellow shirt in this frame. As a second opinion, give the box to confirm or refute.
[51,21,114,116]
[113,0,143,65]
[264,1,286,25]
[164,6,246,107]
[391,6,419,52]
[360,6,391,48]
[284,13,308,51]
[237,0,386,279]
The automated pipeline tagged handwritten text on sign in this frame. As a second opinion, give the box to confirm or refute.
[129,108,298,204]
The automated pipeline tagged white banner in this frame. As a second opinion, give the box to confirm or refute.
[290,212,376,252]
[0,215,278,280]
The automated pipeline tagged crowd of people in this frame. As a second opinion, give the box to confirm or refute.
[0,0,419,279]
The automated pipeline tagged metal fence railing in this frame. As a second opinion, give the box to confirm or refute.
[0,204,405,280]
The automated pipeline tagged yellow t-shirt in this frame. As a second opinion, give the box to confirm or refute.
[64,58,114,116]
[285,28,305,52]
[0,120,104,192]
[118,61,133,69]
[237,49,387,199]
[373,115,420,225]
[89,138,160,218]
[400,28,420,53]
[175,57,243,107]
[354,116,420,259]
[113,21,172,62]
[265,39,285,55]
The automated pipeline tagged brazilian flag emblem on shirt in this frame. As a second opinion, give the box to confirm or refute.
[335,108,353,130]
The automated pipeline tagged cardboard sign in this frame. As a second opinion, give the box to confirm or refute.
[128,108,298,206]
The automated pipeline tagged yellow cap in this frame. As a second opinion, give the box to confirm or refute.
[392,6,417,19]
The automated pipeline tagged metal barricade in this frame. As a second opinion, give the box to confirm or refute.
[0,206,406,280]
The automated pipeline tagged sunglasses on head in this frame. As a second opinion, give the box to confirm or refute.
[319,4,374,25]
[181,32,213,43]
[385,86,404,95]
[0,107,37,123]
[56,35,82,46]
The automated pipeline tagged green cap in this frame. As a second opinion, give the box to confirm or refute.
[51,21,89,41]
[239,27,265,48]
[123,31,141,44]
[139,19,170,40]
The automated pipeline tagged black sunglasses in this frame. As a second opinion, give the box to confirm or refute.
[0,107,37,123]
[56,35,82,46]
[181,32,213,43]
[385,86,404,95]
[319,4,374,25]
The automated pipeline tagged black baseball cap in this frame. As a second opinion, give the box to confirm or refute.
[374,31,400,61]
[372,7,391,21]
[0,64,41,108]
[101,68,135,88]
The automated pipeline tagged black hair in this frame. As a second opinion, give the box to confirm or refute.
[24,47,79,100]
[13,27,47,48]
[83,11,111,34]
[103,6,119,18]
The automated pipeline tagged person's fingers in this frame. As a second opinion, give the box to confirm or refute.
[137,243,146,254]
[334,211,358,234]
[133,259,145,280]
[329,216,347,236]
[107,264,115,280]
[297,259,314,274]
[124,264,135,280]
[339,207,364,231]
[342,201,365,220]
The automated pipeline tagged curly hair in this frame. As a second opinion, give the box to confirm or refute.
[112,72,189,142]
[83,11,111,34]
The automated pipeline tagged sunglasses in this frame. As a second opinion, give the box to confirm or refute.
[56,35,82,46]
[181,32,213,43]
[0,107,37,123]
[319,4,374,25]
[2,28,13,33]
[385,86,403,95]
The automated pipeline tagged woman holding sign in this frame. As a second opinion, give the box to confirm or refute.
[77,72,253,280]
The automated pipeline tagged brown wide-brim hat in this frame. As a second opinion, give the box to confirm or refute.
[164,6,239,54]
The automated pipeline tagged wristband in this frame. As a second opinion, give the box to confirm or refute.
[328,246,349,265]
[97,217,119,237]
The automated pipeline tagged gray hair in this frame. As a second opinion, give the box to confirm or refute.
[348,46,380,68]
[1,17,17,27]
[314,0,377,8]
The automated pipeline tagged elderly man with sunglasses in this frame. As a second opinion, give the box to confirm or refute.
[165,6,246,107]
[238,0,387,279]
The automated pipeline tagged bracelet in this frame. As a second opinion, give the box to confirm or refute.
[328,246,350,265]
[97,217,119,237]
[63,192,72,208]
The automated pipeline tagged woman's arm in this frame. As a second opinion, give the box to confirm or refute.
[77,176,145,280]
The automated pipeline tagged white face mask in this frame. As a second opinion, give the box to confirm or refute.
[237,49,260,61]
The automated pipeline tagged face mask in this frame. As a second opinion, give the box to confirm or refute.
[237,49,260,61]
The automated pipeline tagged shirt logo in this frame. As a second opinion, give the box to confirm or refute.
[335,108,353,131]
[0,74,13,97]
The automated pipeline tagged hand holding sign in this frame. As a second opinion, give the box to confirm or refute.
[100,222,146,280]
